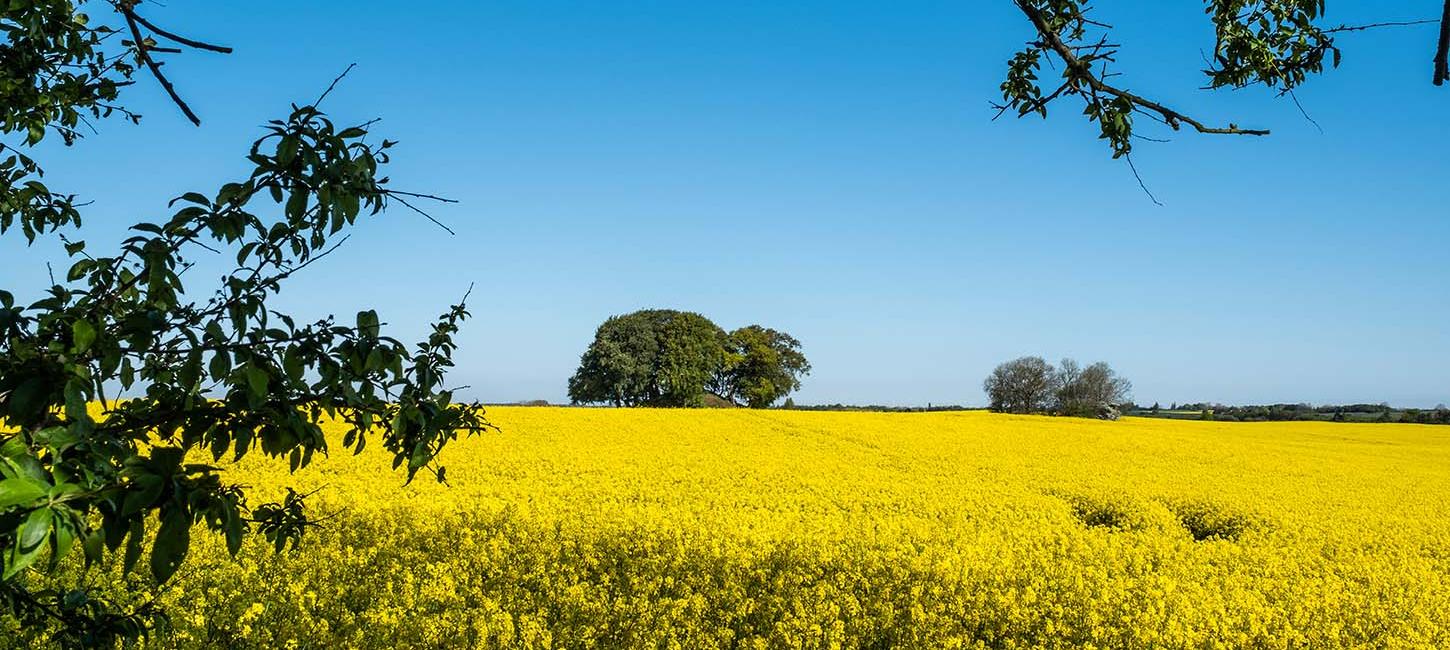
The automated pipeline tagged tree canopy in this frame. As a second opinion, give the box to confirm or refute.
[569,311,809,409]
[983,356,1058,414]
[0,2,486,644]
[1054,359,1133,417]
[714,326,812,409]
[568,310,728,408]
[984,356,1132,417]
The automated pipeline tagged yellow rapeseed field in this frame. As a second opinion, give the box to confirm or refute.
[9,408,1450,648]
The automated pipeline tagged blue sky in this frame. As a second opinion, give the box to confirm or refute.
[3,1,1447,407]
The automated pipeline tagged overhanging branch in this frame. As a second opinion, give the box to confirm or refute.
[1435,1,1450,85]
[115,3,232,125]
[1015,0,1269,138]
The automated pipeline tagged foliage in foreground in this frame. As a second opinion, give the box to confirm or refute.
[0,3,486,643]
[999,0,1450,159]
[7,407,1448,648]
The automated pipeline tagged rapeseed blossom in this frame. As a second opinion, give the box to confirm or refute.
[5,408,1449,648]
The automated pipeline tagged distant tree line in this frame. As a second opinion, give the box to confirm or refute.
[1138,402,1450,425]
[568,309,810,408]
[777,401,969,413]
[982,356,1132,419]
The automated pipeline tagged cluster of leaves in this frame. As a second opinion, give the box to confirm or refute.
[1,103,491,643]
[0,2,489,646]
[997,0,1153,158]
[0,0,138,243]
[567,310,725,408]
[711,326,811,410]
[568,310,810,409]
[1205,0,1339,92]
[998,0,1445,160]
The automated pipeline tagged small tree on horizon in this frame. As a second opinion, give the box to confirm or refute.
[983,356,1057,414]
[1053,359,1132,417]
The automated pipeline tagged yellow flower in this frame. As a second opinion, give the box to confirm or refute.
[11,407,1450,648]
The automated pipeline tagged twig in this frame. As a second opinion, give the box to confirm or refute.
[1124,154,1162,207]
[1286,90,1323,134]
[126,12,234,54]
[389,194,457,236]
[386,189,461,204]
[1323,19,1439,34]
[120,8,201,125]
[274,234,352,281]
[315,63,358,107]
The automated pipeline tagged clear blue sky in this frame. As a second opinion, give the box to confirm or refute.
[3,1,1447,407]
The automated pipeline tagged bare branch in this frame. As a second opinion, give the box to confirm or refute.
[1322,19,1439,34]
[389,194,458,236]
[1286,90,1323,134]
[126,12,234,54]
[315,63,358,107]
[120,8,201,125]
[1124,154,1162,207]
[1435,2,1450,85]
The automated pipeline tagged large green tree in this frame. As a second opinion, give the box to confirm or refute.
[0,2,487,644]
[568,310,728,407]
[713,326,811,409]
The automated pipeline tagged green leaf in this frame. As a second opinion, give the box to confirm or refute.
[122,475,164,516]
[4,539,42,580]
[150,447,185,476]
[209,427,231,461]
[356,310,380,339]
[150,507,191,583]
[122,518,144,575]
[63,379,89,421]
[245,366,270,398]
[209,351,232,380]
[6,378,46,421]
[0,478,47,509]
[285,189,307,221]
[224,506,243,557]
[174,192,211,207]
[82,530,105,567]
[18,507,53,552]
[283,349,304,381]
[71,320,97,353]
[49,514,77,568]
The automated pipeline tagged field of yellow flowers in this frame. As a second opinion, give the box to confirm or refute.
[12,407,1450,648]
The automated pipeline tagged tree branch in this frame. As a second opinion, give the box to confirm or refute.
[1016,0,1269,137]
[1322,19,1439,34]
[120,8,201,126]
[126,12,234,54]
[1435,1,1450,85]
